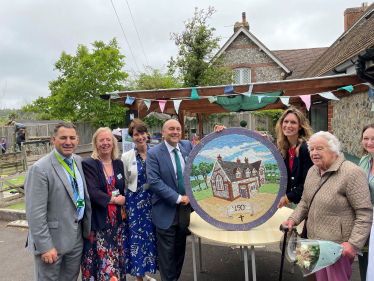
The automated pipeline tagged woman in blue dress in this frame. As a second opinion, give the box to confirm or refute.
[122,119,158,281]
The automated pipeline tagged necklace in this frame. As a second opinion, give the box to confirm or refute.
[99,157,112,165]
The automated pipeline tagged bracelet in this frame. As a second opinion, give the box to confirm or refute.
[284,195,291,204]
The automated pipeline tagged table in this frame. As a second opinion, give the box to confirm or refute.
[188,207,304,281]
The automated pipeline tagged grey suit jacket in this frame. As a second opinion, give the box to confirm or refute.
[25,150,92,255]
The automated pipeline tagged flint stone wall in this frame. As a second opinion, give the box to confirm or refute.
[222,32,282,82]
[331,90,372,157]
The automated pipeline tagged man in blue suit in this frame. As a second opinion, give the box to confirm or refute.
[147,119,193,281]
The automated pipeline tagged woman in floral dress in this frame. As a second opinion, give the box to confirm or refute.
[81,127,127,280]
[122,119,158,281]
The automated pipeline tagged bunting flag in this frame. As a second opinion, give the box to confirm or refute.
[241,83,253,97]
[157,100,167,112]
[299,95,311,111]
[280,97,290,106]
[208,96,217,103]
[337,85,354,92]
[125,95,135,105]
[191,87,200,100]
[173,100,182,114]
[371,103,374,112]
[224,85,235,94]
[319,92,339,101]
[257,95,267,103]
[143,99,151,110]
[108,91,120,99]
[369,88,374,102]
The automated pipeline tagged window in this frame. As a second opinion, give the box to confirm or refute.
[252,168,257,175]
[216,175,224,191]
[246,170,250,178]
[250,184,256,191]
[307,100,328,132]
[232,68,251,85]
[236,169,242,178]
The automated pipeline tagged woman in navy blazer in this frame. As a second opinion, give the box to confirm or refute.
[259,107,313,207]
[81,127,126,280]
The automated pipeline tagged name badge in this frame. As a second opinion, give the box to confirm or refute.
[112,189,120,197]
[117,174,123,180]
[76,199,85,208]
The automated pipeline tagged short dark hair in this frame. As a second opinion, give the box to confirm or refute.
[53,122,77,136]
[128,119,148,137]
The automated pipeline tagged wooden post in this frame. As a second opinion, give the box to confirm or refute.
[13,133,16,151]
[0,174,4,207]
[197,113,211,140]
[178,110,186,140]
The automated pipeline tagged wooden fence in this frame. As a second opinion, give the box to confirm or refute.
[1,121,95,152]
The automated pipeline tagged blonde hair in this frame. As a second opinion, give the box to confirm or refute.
[275,106,313,159]
[91,127,119,160]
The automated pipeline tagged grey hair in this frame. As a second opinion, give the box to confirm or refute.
[53,122,77,136]
[307,131,341,155]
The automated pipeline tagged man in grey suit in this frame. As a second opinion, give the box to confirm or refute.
[25,122,91,281]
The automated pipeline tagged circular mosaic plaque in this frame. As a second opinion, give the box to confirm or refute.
[184,128,287,231]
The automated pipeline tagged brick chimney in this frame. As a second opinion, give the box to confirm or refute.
[217,154,222,161]
[236,158,241,163]
[245,157,248,164]
[344,2,369,31]
[234,12,250,32]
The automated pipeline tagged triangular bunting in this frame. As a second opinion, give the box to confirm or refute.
[125,95,135,105]
[191,87,200,100]
[208,96,217,103]
[319,92,339,101]
[257,95,267,103]
[143,99,151,110]
[173,100,182,114]
[299,95,311,111]
[224,85,235,94]
[337,85,354,92]
[369,88,374,102]
[157,100,167,112]
[280,97,290,106]
[241,84,253,97]
[371,102,374,112]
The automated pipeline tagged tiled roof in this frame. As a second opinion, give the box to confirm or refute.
[302,2,374,78]
[217,160,262,183]
[272,48,328,79]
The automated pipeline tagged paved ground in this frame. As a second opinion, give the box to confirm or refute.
[0,221,362,281]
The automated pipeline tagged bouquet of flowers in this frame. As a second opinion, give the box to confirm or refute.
[286,234,343,276]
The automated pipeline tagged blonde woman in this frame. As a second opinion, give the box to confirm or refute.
[81,127,126,280]
[258,107,313,208]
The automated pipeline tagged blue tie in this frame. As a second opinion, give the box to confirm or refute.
[63,158,82,215]
[173,148,185,195]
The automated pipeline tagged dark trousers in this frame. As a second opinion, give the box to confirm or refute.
[156,204,191,281]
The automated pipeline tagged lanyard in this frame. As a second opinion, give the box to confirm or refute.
[54,151,80,197]
[136,152,147,181]
[99,158,114,185]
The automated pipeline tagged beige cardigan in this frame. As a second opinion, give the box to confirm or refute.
[289,155,373,250]
[121,149,139,192]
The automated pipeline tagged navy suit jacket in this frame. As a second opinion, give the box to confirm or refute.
[82,157,125,231]
[147,140,194,229]
[284,141,313,204]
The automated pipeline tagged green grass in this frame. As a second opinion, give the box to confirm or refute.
[190,179,207,189]
[258,183,280,194]
[5,202,25,210]
[193,187,213,202]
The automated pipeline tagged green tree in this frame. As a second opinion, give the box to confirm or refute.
[265,164,272,173]
[198,161,214,189]
[126,66,181,90]
[8,110,20,120]
[23,38,129,128]
[168,7,232,87]
[272,164,278,173]
[191,164,202,190]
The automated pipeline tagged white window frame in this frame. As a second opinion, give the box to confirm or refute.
[216,175,224,191]
[232,67,251,85]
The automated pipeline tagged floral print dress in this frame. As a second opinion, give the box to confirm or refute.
[82,177,126,281]
[122,146,158,277]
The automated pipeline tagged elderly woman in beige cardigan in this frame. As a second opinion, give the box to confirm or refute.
[283,131,373,281]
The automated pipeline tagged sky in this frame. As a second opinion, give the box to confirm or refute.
[0,0,363,109]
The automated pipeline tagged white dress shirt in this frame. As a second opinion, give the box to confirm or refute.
[164,141,185,204]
